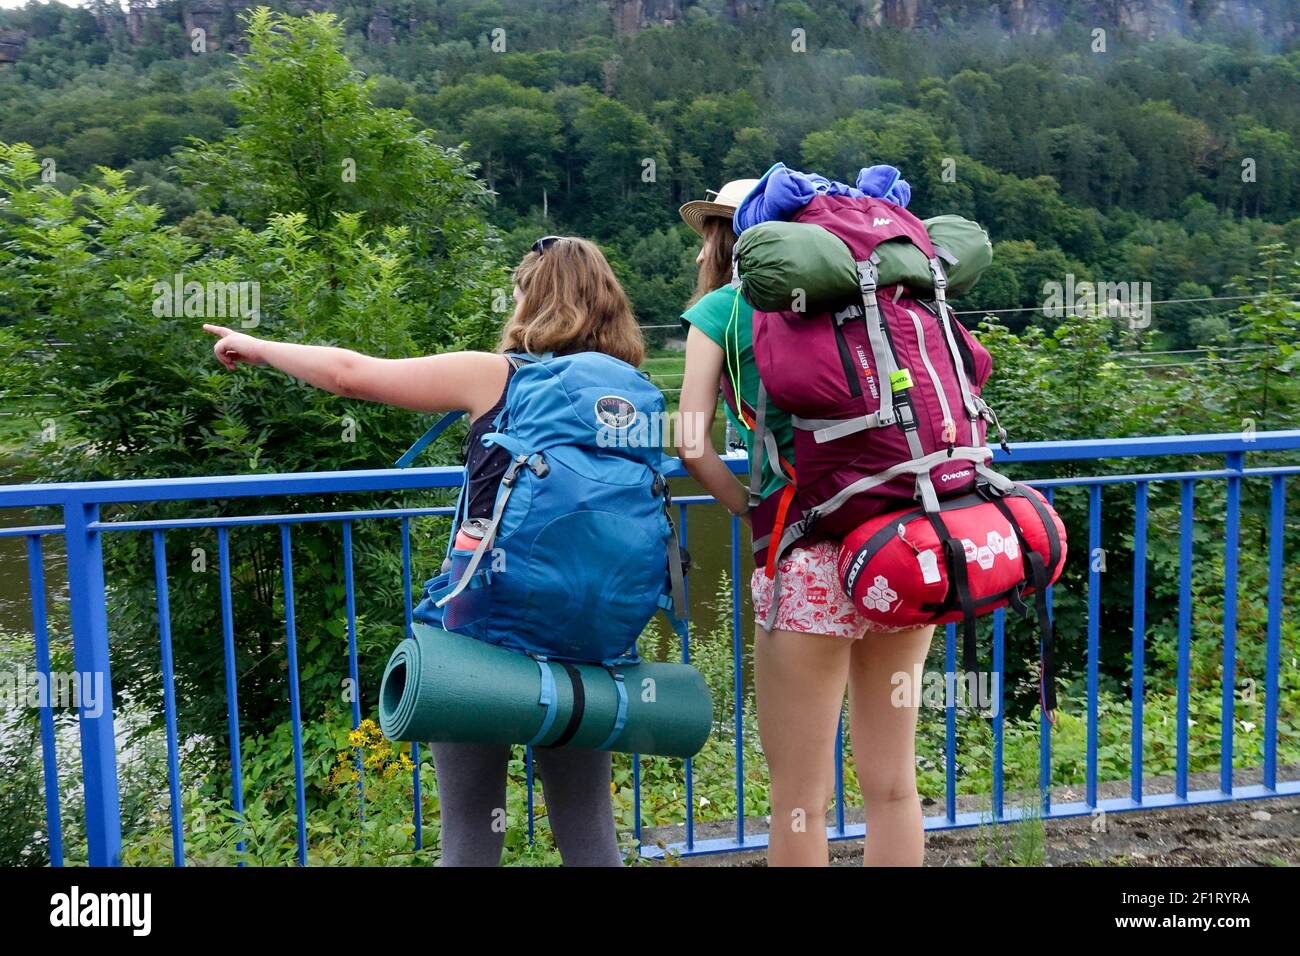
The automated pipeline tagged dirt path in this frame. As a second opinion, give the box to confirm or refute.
[920,794,1300,867]
[652,765,1300,866]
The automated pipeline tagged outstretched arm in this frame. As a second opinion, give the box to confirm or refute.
[203,325,509,419]
[676,326,751,518]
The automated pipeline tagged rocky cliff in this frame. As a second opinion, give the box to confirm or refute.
[0,0,1293,67]
[609,0,1291,38]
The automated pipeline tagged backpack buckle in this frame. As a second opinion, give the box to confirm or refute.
[929,257,948,291]
[502,454,530,487]
[855,261,878,295]
[833,304,861,326]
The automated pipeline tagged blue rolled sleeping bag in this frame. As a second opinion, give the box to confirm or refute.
[379,623,713,758]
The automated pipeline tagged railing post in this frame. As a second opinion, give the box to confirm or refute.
[730,512,744,846]
[1263,475,1285,791]
[63,501,122,866]
[1220,451,1243,795]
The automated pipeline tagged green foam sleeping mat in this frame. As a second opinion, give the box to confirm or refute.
[379,623,713,758]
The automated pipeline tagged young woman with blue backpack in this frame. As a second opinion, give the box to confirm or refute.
[204,236,670,866]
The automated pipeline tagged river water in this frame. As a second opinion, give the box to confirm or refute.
[0,459,67,638]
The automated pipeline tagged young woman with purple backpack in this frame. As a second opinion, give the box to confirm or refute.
[676,180,937,867]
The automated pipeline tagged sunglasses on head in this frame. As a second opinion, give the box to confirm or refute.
[531,235,568,255]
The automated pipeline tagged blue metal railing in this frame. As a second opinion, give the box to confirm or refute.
[1,430,1297,866]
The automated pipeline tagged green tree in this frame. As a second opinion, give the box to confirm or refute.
[1222,243,1300,432]
[722,127,779,181]
[180,8,504,336]
[0,13,508,745]
[571,96,670,236]
[460,105,561,214]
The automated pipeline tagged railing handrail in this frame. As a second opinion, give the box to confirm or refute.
[1,430,1298,509]
[986,429,1300,462]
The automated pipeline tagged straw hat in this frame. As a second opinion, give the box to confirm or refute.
[678,178,760,237]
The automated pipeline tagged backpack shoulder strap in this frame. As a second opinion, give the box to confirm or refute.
[395,410,466,468]
[396,352,550,467]
[721,292,794,495]
[507,350,554,367]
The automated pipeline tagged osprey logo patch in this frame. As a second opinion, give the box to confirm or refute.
[595,395,637,429]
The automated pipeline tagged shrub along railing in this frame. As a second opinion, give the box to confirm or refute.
[0,431,1297,866]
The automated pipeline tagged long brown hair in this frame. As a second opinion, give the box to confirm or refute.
[498,237,644,367]
[688,216,737,307]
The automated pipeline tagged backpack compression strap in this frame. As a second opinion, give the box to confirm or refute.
[731,380,799,581]
[855,259,905,431]
[594,670,629,751]
[527,663,630,752]
[434,443,547,608]
[854,260,945,512]
[925,258,1009,452]
[719,374,800,628]
[526,659,561,746]
[659,478,689,634]
[927,259,980,432]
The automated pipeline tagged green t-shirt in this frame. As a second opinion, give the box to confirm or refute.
[681,285,795,499]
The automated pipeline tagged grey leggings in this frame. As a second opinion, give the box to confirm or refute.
[428,742,623,866]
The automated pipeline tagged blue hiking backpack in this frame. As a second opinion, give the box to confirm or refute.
[402,352,687,667]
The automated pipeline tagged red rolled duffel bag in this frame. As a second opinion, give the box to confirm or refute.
[837,481,1067,714]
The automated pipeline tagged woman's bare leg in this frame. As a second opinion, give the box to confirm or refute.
[847,625,936,866]
[754,625,852,867]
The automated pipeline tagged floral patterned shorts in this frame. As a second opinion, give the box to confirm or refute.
[751,540,916,639]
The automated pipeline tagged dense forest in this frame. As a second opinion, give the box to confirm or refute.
[2,0,1300,339]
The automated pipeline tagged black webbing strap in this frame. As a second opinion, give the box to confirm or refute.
[1026,551,1057,712]
[986,491,1057,714]
[945,537,979,674]
[924,510,978,674]
[986,493,1037,610]
[542,662,586,748]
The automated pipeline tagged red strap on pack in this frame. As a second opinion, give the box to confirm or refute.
[764,482,798,579]
[721,371,800,578]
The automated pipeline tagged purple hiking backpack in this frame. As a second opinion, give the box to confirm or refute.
[744,194,1015,629]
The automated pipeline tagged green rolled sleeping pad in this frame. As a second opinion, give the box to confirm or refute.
[736,213,993,312]
[379,623,713,758]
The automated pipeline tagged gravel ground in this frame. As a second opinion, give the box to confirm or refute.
[920,795,1300,867]
[646,764,1300,867]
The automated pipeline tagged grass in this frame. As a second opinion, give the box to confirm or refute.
[643,351,686,406]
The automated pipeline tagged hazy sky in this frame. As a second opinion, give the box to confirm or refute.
[0,0,87,11]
